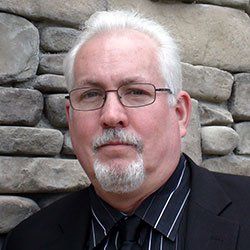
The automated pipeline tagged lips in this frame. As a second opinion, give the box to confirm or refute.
[98,141,134,148]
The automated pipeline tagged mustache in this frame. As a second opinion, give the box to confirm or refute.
[92,128,143,153]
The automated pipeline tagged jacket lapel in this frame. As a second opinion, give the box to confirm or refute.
[184,158,239,250]
[44,189,91,250]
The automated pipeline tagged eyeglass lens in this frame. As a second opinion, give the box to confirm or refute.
[69,83,157,111]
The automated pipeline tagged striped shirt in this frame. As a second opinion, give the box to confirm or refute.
[86,154,190,249]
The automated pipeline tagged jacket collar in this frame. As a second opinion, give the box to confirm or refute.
[183,156,239,250]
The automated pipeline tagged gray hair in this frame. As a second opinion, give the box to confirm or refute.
[63,10,182,105]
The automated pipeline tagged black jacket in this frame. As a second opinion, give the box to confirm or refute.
[3,157,250,250]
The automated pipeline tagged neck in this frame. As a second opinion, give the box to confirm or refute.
[94,176,170,214]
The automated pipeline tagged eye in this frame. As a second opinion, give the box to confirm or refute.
[79,89,103,100]
[124,88,151,97]
[83,90,101,98]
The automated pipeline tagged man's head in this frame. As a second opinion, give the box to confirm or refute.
[64,10,182,105]
[64,10,191,198]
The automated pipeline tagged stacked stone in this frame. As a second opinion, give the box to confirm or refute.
[0,0,249,243]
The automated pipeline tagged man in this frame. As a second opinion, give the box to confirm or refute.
[3,10,250,250]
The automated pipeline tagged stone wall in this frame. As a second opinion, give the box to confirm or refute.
[0,0,249,245]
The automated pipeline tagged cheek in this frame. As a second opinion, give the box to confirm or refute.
[139,109,180,151]
[69,114,97,153]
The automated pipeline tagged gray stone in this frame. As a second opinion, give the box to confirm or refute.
[12,78,37,90]
[199,102,233,126]
[0,13,39,84]
[202,154,250,176]
[0,0,107,27]
[0,126,63,156]
[234,122,250,155]
[41,27,81,52]
[62,131,75,155]
[0,157,90,193]
[229,73,250,121]
[45,94,68,128]
[182,63,233,102]
[186,0,249,10]
[34,74,68,93]
[247,2,250,15]
[108,1,250,72]
[0,196,39,233]
[182,99,202,165]
[201,126,239,155]
[35,115,54,129]
[0,87,43,126]
[39,54,65,75]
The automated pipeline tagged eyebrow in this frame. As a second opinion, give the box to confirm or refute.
[76,76,148,88]
[120,77,148,84]
[77,80,101,87]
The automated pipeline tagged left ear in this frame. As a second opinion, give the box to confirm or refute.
[175,91,192,138]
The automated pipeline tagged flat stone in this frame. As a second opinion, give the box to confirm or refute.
[0,0,106,27]
[199,102,233,125]
[0,196,39,233]
[0,157,90,193]
[0,87,43,126]
[201,126,239,155]
[39,54,65,75]
[234,122,250,155]
[202,154,250,176]
[45,94,68,128]
[34,74,68,93]
[182,99,202,165]
[108,1,250,72]
[182,63,233,102]
[183,0,249,10]
[229,73,250,121]
[41,27,81,52]
[35,115,54,129]
[12,78,37,90]
[0,126,63,156]
[62,130,75,155]
[0,13,39,84]
[247,2,250,14]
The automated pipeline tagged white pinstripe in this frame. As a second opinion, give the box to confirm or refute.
[91,207,107,236]
[175,234,178,250]
[91,219,96,247]
[103,237,109,250]
[115,231,119,250]
[154,161,187,228]
[160,235,163,250]
[167,188,191,237]
[148,229,153,250]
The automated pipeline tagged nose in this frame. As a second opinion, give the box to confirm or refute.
[100,92,129,129]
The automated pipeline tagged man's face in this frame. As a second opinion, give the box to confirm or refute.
[66,30,191,196]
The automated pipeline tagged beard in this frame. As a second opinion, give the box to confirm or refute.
[93,155,145,193]
[92,129,145,193]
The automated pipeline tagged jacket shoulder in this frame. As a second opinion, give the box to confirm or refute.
[3,188,90,250]
[189,156,250,224]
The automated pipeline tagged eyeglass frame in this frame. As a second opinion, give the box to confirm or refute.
[65,82,173,111]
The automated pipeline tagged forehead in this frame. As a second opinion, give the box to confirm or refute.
[73,29,164,87]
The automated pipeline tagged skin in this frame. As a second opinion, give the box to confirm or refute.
[66,29,192,213]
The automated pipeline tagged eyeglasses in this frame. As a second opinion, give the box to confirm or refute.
[65,83,172,111]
